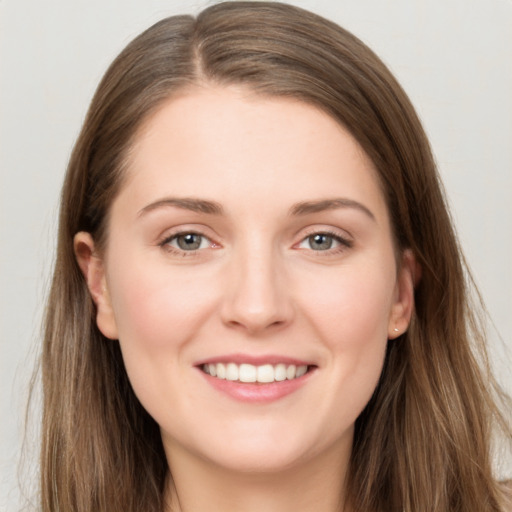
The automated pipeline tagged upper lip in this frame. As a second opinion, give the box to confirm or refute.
[195,353,315,367]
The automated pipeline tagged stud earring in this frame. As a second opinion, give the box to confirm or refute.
[393,328,399,332]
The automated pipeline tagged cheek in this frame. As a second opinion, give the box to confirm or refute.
[108,257,217,349]
[104,256,223,423]
[298,263,394,349]
[295,264,393,418]
[104,254,221,405]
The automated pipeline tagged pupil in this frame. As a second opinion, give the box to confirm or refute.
[310,234,332,250]
[178,233,201,250]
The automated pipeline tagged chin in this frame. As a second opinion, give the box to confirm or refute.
[169,418,346,476]
[202,443,311,474]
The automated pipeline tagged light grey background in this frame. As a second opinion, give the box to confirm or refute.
[1,0,511,509]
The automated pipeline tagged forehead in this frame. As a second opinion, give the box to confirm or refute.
[117,85,388,223]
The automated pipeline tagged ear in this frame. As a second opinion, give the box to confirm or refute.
[74,232,118,340]
[388,249,420,339]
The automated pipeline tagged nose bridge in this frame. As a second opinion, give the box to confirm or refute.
[221,235,292,333]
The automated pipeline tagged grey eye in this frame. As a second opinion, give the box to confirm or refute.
[307,233,334,250]
[174,233,206,250]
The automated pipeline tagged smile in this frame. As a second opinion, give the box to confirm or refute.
[202,363,309,383]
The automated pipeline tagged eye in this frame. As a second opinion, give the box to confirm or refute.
[163,232,212,251]
[297,232,351,251]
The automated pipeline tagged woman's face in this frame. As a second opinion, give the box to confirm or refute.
[77,86,415,475]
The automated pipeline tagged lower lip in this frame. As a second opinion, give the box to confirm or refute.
[198,369,314,403]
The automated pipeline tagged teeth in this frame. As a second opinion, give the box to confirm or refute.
[257,364,274,383]
[202,362,309,383]
[239,363,257,383]
[226,363,239,381]
[296,365,307,378]
[275,363,287,381]
[216,363,226,379]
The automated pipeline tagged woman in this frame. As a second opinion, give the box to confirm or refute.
[40,2,511,511]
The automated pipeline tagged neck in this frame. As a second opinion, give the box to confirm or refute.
[163,440,352,512]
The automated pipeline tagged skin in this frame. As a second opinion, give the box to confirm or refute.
[75,86,416,512]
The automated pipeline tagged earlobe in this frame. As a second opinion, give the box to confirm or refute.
[388,249,419,339]
[74,232,119,340]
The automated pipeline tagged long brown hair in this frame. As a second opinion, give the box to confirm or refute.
[40,2,511,511]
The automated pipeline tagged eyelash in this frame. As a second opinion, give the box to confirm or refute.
[158,231,215,257]
[296,230,353,255]
[158,229,353,257]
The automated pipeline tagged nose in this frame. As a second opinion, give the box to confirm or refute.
[219,245,294,335]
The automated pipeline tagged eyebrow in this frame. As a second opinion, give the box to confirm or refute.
[138,197,224,217]
[289,198,375,221]
[137,196,375,221]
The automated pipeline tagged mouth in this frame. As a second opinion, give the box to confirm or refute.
[200,362,313,384]
[196,355,317,402]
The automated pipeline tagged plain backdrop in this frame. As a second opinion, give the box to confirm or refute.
[1,0,511,509]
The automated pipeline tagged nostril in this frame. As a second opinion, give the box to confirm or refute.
[225,317,288,335]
